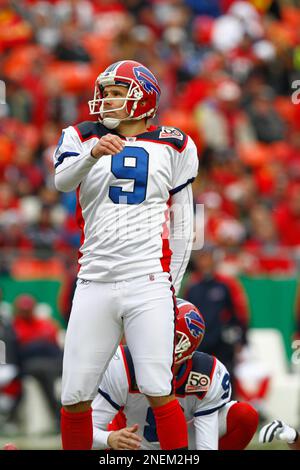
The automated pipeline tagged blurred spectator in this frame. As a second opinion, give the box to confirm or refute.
[53,23,91,62]
[21,58,50,128]
[5,146,44,197]
[246,204,279,248]
[247,87,286,143]
[0,181,19,210]
[0,215,32,252]
[186,0,222,17]
[273,183,300,247]
[195,79,256,151]
[55,0,94,31]
[184,245,249,385]
[12,294,62,428]
[0,289,22,429]
[5,79,32,124]
[244,204,296,274]
[26,205,62,255]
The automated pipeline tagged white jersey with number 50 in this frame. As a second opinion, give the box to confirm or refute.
[53,122,198,287]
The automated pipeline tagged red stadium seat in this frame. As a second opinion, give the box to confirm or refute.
[238,143,270,167]
[3,45,46,81]
[46,62,96,93]
[11,257,65,280]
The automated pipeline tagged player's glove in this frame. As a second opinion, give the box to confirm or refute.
[259,420,298,444]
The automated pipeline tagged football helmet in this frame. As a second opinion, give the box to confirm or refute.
[175,299,205,365]
[88,60,161,129]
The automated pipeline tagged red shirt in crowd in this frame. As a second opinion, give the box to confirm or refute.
[13,316,59,346]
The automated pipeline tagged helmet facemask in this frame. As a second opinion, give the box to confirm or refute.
[88,74,152,129]
[175,331,194,365]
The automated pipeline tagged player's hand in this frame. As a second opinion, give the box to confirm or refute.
[107,424,142,450]
[91,134,125,159]
[259,420,297,444]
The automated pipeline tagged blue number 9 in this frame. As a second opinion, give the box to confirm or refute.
[221,373,231,400]
[109,147,149,204]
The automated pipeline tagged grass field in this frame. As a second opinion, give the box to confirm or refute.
[0,433,288,450]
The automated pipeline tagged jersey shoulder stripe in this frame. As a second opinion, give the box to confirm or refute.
[192,352,216,377]
[73,122,189,152]
[74,121,109,142]
[137,126,188,152]
[176,352,217,400]
[120,345,139,394]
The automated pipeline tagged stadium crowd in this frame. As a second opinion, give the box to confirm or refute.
[1,0,300,277]
[0,0,300,434]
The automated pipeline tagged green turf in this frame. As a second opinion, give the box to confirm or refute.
[0,433,289,450]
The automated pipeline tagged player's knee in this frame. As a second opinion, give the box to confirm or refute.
[231,402,259,435]
[137,375,174,399]
[63,401,92,413]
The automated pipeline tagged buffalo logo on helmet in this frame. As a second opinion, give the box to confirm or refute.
[133,66,160,96]
[185,310,205,339]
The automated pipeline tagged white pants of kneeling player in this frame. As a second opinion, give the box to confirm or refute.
[61,273,176,405]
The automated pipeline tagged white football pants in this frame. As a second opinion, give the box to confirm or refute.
[61,272,176,405]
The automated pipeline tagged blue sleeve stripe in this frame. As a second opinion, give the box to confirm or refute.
[98,388,121,411]
[55,151,80,168]
[169,177,195,195]
[194,402,227,417]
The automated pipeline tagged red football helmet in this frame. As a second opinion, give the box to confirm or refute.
[175,299,205,365]
[88,60,161,128]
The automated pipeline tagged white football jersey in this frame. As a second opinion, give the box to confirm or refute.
[53,122,198,283]
[92,346,232,450]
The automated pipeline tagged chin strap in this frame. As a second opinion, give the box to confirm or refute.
[101,115,146,130]
[102,117,121,129]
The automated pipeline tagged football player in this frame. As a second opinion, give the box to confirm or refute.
[91,299,259,450]
[54,61,198,449]
[259,421,300,450]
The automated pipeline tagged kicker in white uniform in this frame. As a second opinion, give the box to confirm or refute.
[56,60,198,450]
